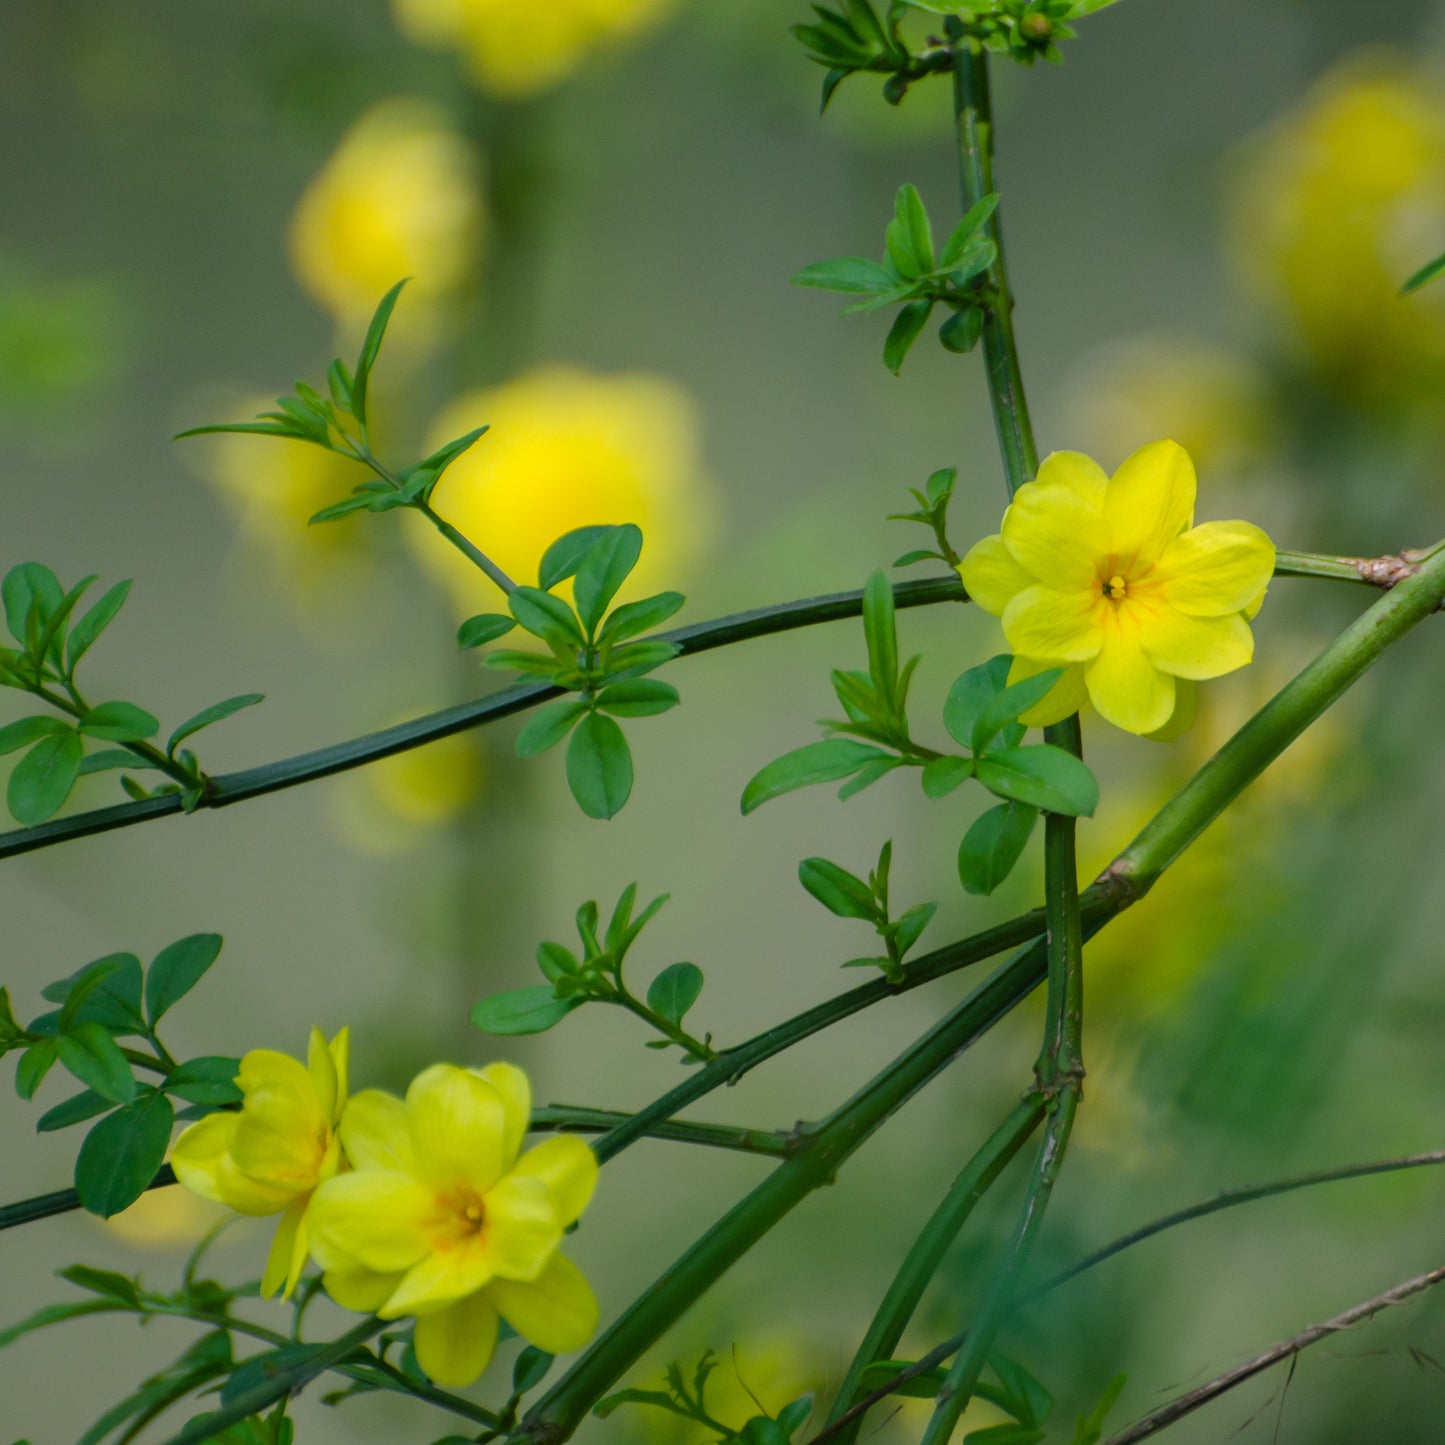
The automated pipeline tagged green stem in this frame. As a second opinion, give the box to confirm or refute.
[607,989,718,1063]
[31,684,200,793]
[820,1097,1044,1445]
[417,499,518,595]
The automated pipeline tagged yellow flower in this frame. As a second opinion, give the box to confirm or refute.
[290,98,485,329]
[171,1028,349,1298]
[958,441,1275,736]
[307,1062,599,1387]
[408,366,708,613]
[391,0,675,98]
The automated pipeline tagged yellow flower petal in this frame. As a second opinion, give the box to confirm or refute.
[1002,585,1105,662]
[261,1195,311,1299]
[1103,440,1196,569]
[472,1062,531,1170]
[307,1172,436,1275]
[330,1028,350,1118]
[229,1073,327,1194]
[509,1137,598,1227]
[1085,629,1176,735]
[1134,605,1253,680]
[172,1113,295,1216]
[307,1027,339,1124]
[1034,449,1108,505]
[488,1253,599,1354]
[384,1236,495,1317]
[325,1265,405,1314]
[1145,678,1197,742]
[1001,480,1110,589]
[481,1174,562,1282]
[412,1292,499,1389]
[406,1064,508,1196]
[1006,656,1090,727]
[340,1089,414,1174]
[957,534,1034,618]
[1152,521,1276,617]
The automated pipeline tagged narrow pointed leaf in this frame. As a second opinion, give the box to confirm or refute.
[741,739,890,814]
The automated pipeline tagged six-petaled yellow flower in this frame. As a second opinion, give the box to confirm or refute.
[171,1027,349,1298]
[959,441,1275,736]
[307,1061,599,1387]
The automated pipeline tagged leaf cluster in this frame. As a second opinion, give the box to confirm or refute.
[462,523,685,820]
[470,885,714,1061]
[793,186,999,374]
[0,563,262,823]
[2,934,234,1216]
[791,1,951,112]
[799,840,937,983]
[894,0,1122,68]
[891,465,962,569]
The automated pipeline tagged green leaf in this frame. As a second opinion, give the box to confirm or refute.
[65,579,132,673]
[0,715,68,755]
[408,426,488,490]
[646,962,704,1025]
[309,494,375,525]
[8,728,83,824]
[921,755,974,799]
[836,756,901,799]
[603,638,680,679]
[894,548,944,568]
[56,1023,136,1104]
[470,986,583,1036]
[892,901,937,957]
[798,857,877,921]
[944,655,1014,751]
[777,1395,815,1436]
[988,1352,1053,1430]
[939,306,985,353]
[594,1387,682,1421]
[351,279,407,426]
[79,748,157,775]
[884,299,934,375]
[958,801,1038,896]
[596,679,679,717]
[49,953,146,1035]
[574,524,643,635]
[941,193,1000,264]
[566,712,633,819]
[175,420,309,442]
[512,1347,554,1395]
[0,1299,124,1350]
[537,941,581,984]
[74,1088,174,1216]
[791,257,901,294]
[862,569,899,706]
[510,586,585,647]
[971,668,1063,753]
[59,1264,141,1306]
[2,563,63,648]
[79,701,159,743]
[599,590,685,643]
[1071,1373,1128,1445]
[15,1039,57,1099]
[976,745,1098,816]
[483,649,564,678]
[166,693,264,754]
[1402,250,1445,295]
[164,1055,243,1106]
[37,1088,114,1132]
[741,739,892,815]
[885,184,935,279]
[145,933,224,1025]
[948,237,997,287]
[457,613,517,649]
[516,700,589,758]
[539,526,615,590]
[857,1361,948,1398]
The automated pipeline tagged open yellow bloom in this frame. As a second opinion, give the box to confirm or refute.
[308,1062,599,1387]
[171,1028,349,1298]
[958,441,1275,736]
[391,0,675,98]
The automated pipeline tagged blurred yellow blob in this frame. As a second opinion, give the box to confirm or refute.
[392,0,676,98]
[101,1183,226,1249]
[410,366,709,614]
[1230,52,1445,402]
[290,98,485,329]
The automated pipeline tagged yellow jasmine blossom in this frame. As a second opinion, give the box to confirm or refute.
[290,98,485,329]
[391,0,675,99]
[308,1061,599,1387]
[958,441,1275,736]
[171,1028,349,1298]
[408,366,708,614]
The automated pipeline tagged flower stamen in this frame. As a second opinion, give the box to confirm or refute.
[1105,574,1128,600]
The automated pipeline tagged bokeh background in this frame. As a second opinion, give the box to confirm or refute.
[4,0,1445,1440]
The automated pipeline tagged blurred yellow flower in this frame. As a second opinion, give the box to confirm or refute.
[392,0,676,98]
[959,442,1275,735]
[172,1028,349,1298]
[100,1183,226,1250]
[290,98,485,329]
[1230,52,1445,402]
[410,366,708,613]
[309,1061,599,1387]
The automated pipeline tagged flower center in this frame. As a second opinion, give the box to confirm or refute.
[1105,574,1128,601]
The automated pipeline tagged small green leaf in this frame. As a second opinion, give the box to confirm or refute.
[483,649,564,677]
[56,1024,136,1104]
[948,237,997,287]
[988,1352,1053,1431]
[596,679,679,717]
[308,494,375,525]
[958,801,1038,895]
[894,549,945,568]
[944,655,1013,751]
[798,857,878,921]
[941,193,1000,264]
[510,586,585,647]
[940,307,985,354]
[1071,1373,1128,1445]
[352,279,408,427]
[972,668,1063,753]
[166,693,264,754]
[164,1055,243,1106]
[1402,250,1445,295]
[836,756,900,799]
[2,563,63,648]
[536,941,581,983]
[857,1361,948,1399]
[470,986,583,1036]
[457,613,517,649]
[862,569,899,706]
[512,1347,554,1396]
[49,954,145,1035]
[15,1039,58,1099]
[886,183,935,278]
[646,962,704,1025]
[603,638,680,679]
[539,526,614,590]
[976,746,1098,816]
[599,590,685,643]
[79,748,157,775]
[516,701,589,758]
[409,426,488,487]
[0,716,68,755]
[574,525,643,635]
[741,739,892,815]
[0,1298,127,1350]
[922,755,974,799]
[884,300,934,375]
[892,901,937,957]
[566,712,634,819]
[65,579,132,673]
[8,728,83,824]
[791,257,901,294]
[74,1088,174,1216]
[79,701,159,743]
[37,1089,114,1132]
[0,986,24,1049]
[145,933,224,1025]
